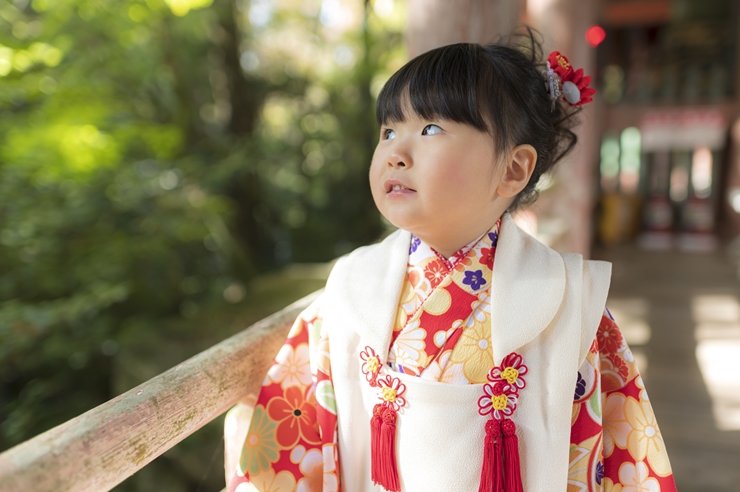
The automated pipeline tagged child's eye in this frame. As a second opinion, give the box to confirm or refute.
[422,124,443,136]
[382,128,396,140]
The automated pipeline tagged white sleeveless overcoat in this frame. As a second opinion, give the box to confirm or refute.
[321,214,611,491]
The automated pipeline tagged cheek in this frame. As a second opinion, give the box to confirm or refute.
[433,162,478,193]
[368,153,385,200]
[433,161,495,203]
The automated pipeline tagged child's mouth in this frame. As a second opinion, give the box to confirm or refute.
[384,179,416,194]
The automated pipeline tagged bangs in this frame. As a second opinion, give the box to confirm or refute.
[375,44,491,133]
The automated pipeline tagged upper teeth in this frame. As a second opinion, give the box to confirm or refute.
[391,185,407,191]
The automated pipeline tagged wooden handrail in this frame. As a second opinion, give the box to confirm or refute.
[0,291,321,492]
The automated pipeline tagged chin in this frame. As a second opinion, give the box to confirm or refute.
[383,215,424,236]
[377,209,404,229]
[376,201,433,233]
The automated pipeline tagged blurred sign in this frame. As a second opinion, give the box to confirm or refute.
[640,109,727,151]
[603,0,671,27]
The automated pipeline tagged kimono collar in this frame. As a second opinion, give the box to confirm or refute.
[338,213,566,365]
[408,219,500,273]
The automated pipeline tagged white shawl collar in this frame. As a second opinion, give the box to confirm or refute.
[340,213,566,364]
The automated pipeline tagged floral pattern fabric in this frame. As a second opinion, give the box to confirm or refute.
[228,222,676,492]
[388,223,499,383]
[568,313,675,491]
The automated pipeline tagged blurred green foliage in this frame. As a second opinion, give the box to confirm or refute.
[0,0,406,487]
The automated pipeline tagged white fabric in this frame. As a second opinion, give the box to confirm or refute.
[322,214,611,491]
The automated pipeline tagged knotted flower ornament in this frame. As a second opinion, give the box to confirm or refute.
[377,374,407,412]
[477,353,529,492]
[488,352,528,391]
[360,346,381,386]
[478,381,518,421]
[360,346,406,492]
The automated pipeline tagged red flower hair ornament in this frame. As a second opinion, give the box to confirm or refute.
[544,51,596,107]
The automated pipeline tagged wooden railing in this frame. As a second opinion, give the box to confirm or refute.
[0,291,321,492]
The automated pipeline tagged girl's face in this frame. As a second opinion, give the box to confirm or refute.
[370,107,512,257]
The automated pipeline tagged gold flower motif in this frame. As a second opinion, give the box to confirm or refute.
[624,398,672,476]
[449,316,493,383]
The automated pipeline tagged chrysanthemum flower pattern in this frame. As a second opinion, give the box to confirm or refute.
[451,318,494,383]
[238,405,280,476]
[597,317,625,354]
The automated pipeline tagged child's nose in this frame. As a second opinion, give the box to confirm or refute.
[387,147,411,169]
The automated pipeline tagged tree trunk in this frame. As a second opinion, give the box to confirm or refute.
[405,0,523,57]
[526,0,599,256]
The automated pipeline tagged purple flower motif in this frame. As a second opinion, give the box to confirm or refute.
[409,235,421,254]
[462,269,486,291]
[488,230,499,247]
[595,461,604,485]
[574,372,586,400]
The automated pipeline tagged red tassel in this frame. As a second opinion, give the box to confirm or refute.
[493,421,504,492]
[502,419,523,492]
[478,419,497,492]
[370,404,384,484]
[377,406,401,492]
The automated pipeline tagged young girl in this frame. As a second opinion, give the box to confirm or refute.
[227,36,677,492]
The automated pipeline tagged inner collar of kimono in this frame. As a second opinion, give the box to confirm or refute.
[408,218,501,272]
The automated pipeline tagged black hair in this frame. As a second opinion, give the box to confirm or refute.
[375,29,580,210]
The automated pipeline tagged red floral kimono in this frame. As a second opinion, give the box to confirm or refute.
[227,220,677,492]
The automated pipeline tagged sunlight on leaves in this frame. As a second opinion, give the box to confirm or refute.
[0,47,12,76]
[164,0,213,16]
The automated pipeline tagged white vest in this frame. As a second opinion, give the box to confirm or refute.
[322,215,611,491]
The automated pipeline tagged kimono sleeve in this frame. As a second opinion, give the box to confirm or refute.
[226,294,340,492]
[569,312,678,491]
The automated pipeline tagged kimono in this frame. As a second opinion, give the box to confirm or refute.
[227,214,677,491]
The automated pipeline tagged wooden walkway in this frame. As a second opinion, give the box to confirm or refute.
[594,246,740,491]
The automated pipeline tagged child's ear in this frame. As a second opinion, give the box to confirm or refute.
[496,144,538,198]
